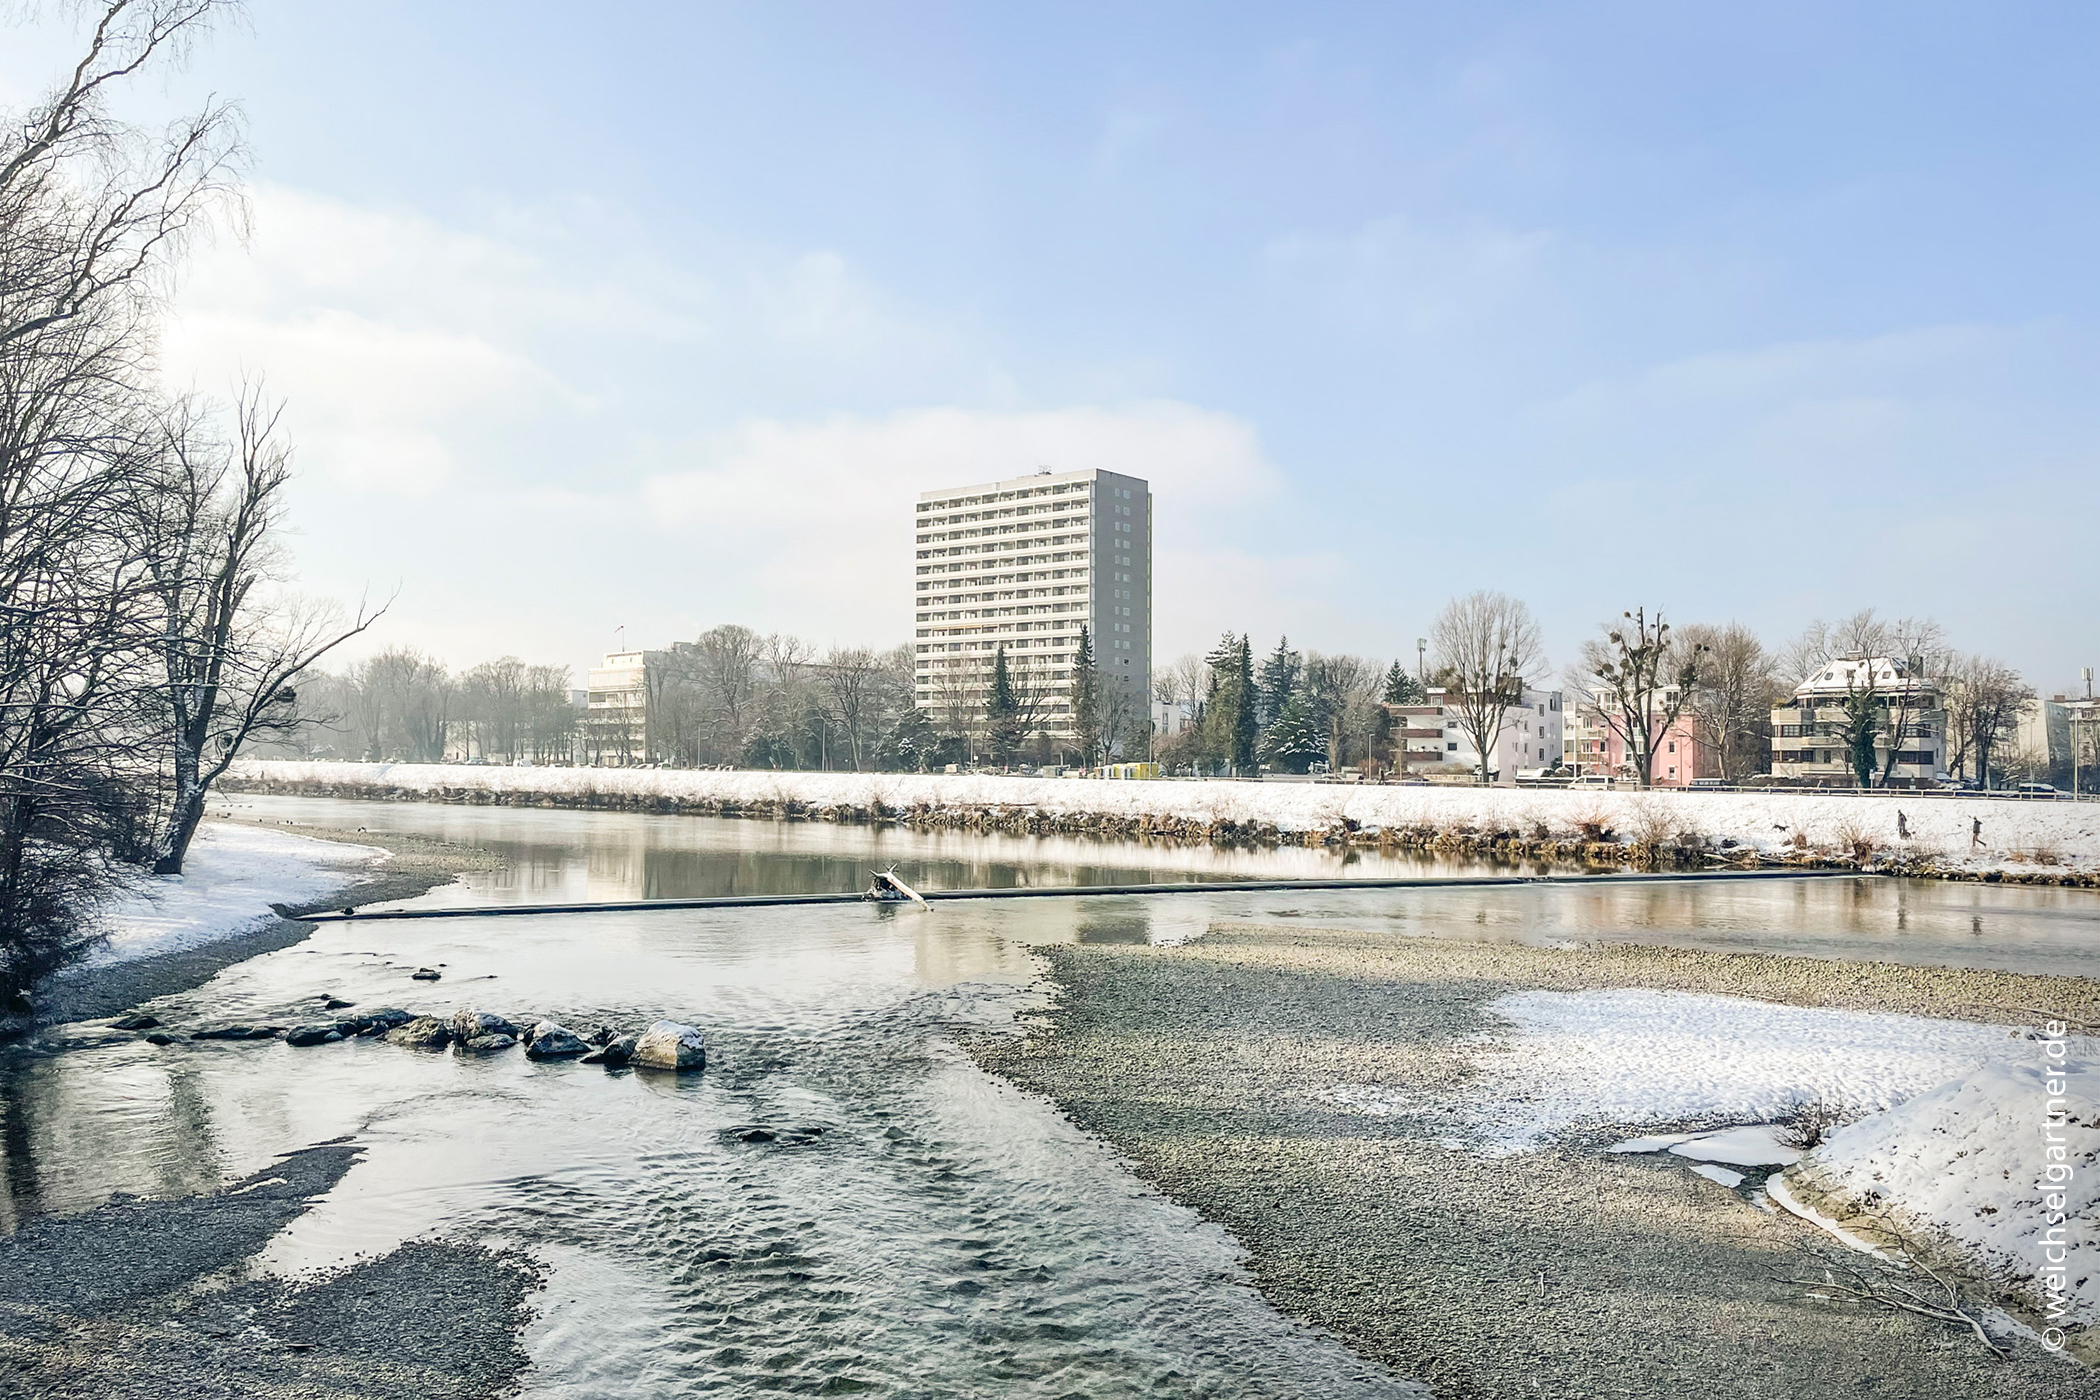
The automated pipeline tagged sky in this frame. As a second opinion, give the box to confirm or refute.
[4,2,2097,690]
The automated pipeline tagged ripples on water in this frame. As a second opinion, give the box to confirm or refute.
[3,796,2093,1395]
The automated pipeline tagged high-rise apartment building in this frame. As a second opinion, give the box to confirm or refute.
[913,468,1151,748]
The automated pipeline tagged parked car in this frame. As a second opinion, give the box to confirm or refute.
[1685,778,1729,790]
[2016,782,2062,798]
[1568,774,1617,790]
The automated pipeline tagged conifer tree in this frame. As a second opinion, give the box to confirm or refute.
[985,647,1021,764]
[1072,627,1100,767]
[1256,637,1301,731]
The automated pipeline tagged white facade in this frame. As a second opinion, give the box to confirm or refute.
[1770,656,1946,785]
[912,468,1152,742]
[1392,687,1562,783]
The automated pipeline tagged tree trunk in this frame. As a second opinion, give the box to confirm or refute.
[155,780,209,875]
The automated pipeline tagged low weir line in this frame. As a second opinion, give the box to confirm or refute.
[298,866,1862,922]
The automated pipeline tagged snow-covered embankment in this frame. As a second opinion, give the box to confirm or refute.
[226,760,2100,878]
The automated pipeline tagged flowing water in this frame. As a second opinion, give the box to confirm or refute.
[3,795,2096,1396]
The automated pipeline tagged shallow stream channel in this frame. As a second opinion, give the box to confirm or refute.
[5,795,2097,1397]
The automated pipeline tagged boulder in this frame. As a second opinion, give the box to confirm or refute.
[111,1013,160,1031]
[144,1032,175,1046]
[349,1008,413,1036]
[410,967,442,981]
[459,1033,517,1054]
[524,1021,588,1060]
[384,1016,453,1050]
[629,1020,706,1071]
[191,1025,282,1041]
[450,1010,521,1043]
[285,1024,345,1047]
[581,1034,637,1067]
[323,997,355,1010]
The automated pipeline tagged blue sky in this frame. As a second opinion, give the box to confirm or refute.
[5,2,2095,687]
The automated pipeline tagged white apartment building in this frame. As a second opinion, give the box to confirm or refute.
[913,467,1151,743]
[1770,655,1946,786]
[1389,687,1562,783]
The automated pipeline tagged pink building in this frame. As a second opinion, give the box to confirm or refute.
[1563,698,1717,786]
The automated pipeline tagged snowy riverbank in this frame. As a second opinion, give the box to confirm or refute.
[227,760,2100,878]
[78,823,383,969]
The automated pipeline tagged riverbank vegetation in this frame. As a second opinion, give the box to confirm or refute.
[0,3,366,1005]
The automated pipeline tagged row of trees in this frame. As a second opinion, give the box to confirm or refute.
[1,3,370,1005]
[1152,593,2060,790]
[278,625,1150,775]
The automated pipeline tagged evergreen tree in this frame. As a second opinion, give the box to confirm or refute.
[1072,626,1100,766]
[877,706,938,771]
[1381,660,1426,706]
[1260,687,1324,773]
[1201,633,1259,774]
[1256,637,1301,730]
[985,647,1021,765]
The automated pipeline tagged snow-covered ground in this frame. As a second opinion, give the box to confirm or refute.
[1808,1060,2100,1322]
[78,822,383,969]
[1326,985,2094,1327]
[1458,989,2027,1152]
[229,760,2100,875]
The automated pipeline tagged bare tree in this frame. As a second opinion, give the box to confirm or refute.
[1943,654,2033,790]
[1569,609,1704,789]
[1303,652,1378,775]
[0,1,245,356]
[1431,591,1542,785]
[355,648,451,762]
[821,645,882,771]
[0,0,249,997]
[697,623,763,758]
[136,387,382,871]
[461,656,528,762]
[1678,622,1779,781]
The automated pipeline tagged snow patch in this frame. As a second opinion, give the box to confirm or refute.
[1462,988,2022,1152]
[79,823,383,968]
[1802,1059,2100,1322]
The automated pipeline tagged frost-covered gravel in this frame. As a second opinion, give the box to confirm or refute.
[231,759,2100,875]
[974,923,2093,1395]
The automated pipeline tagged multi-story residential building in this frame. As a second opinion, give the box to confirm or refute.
[1388,687,1561,783]
[1769,656,1946,786]
[583,649,655,765]
[913,468,1151,748]
[1562,687,1718,786]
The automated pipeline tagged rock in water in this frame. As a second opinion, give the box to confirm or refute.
[111,1013,160,1031]
[191,1025,282,1041]
[323,997,355,1010]
[144,1032,175,1046]
[629,1020,706,1071]
[581,1033,638,1067]
[459,1033,517,1054]
[384,1016,453,1050]
[524,1022,588,1060]
[284,1024,345,1047]
[351,1008,413,1036]
[450,1009,522,1043]
[410,967,442,981]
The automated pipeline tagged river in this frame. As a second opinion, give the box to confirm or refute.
[2,795,2094,1396]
